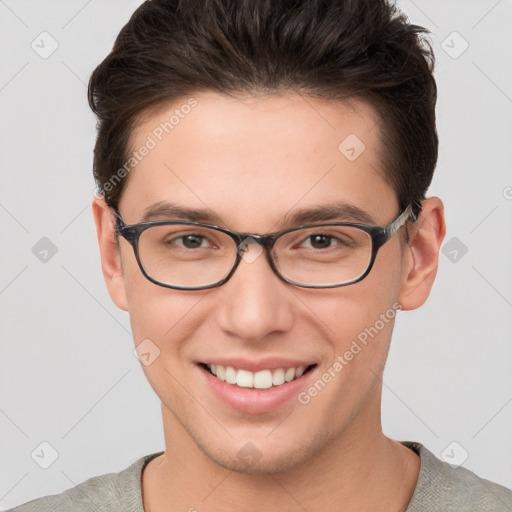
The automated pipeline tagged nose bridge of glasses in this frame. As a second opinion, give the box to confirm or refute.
[236,232,274,252]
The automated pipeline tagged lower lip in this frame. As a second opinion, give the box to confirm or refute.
[197,364,316,414]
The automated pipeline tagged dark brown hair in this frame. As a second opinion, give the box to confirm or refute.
[88,0,437,217]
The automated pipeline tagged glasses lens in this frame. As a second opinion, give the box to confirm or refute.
[273,225,372,286]
[137,224,237,288]
[135,223,373,289]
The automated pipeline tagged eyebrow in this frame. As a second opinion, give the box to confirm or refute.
[141,201,377,227]
[282,203,377,226]
[141,201,223,223]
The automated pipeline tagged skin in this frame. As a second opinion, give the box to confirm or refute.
[92,91,445,511]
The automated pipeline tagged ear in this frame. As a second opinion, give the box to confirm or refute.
[91,195,128,311]
[398,197,446,310]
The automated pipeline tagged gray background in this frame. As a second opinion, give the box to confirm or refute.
[1,0,511,509]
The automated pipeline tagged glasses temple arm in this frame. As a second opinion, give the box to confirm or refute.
[384,204,417,238]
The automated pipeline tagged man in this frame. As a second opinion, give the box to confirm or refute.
[10,0,512,510]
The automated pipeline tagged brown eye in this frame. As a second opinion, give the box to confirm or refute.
[179,234,205,249]
[308,234,332,249]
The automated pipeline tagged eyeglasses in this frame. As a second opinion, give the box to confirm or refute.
[113,205,416,291]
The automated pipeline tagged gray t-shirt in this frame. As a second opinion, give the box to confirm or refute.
[8,441,512,511]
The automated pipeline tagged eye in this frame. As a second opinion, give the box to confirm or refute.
[306,234,334,249]
[175,234,209,249]
[300,232,352,250]
[153,227,220,250]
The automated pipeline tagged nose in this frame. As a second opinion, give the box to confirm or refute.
[214,243,294,342]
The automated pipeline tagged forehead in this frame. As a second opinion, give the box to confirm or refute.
[121,91,396,228]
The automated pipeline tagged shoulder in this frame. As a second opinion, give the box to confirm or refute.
[7,452,162,512]
[403,441,512,512]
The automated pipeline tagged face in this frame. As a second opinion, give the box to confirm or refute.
[93,91,440,474]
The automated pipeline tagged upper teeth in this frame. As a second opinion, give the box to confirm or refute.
[206,364,308,389]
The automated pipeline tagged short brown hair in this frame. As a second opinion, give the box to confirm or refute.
[88,0,437,217]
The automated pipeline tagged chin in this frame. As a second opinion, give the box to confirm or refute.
[193,431,324,475]
[209,446,311,475]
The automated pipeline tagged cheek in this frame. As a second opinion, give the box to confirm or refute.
[120,249,203,345]
[125,281,209,404]
[127,287,203,346]
[316,250,402,336]
[304,241,404,368]
[294,285,401,438]
[315,290,398,369]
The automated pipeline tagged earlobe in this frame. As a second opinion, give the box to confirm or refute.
[398,197,446,311]
[91,196,129,311]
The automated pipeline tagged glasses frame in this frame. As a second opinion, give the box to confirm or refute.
[113,204,417,291]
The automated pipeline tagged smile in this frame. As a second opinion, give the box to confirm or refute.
[201,363,317,389]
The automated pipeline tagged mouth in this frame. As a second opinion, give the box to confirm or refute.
[196,358,319,414]
[198,362,317,389]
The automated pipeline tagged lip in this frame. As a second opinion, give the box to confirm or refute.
[196,362,317,414]
[199,357,316,373]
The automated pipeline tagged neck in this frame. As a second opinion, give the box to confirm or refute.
[142,391,420,512]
